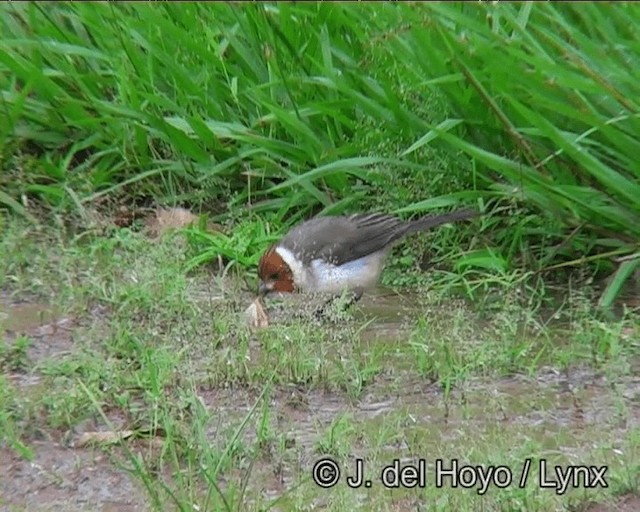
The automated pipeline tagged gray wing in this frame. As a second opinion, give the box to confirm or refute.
[279,214,411,266]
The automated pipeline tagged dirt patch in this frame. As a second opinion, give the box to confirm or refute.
[1,299,150,510]
[197,365,640,449]
[192,362,640,503]
[0,444,148,512]
[578,493,640,512]
[2,292,639,510]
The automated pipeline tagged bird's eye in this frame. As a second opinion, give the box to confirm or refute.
[269,272,279,280]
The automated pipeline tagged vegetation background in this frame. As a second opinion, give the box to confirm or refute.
[2,2,639,300]
[1,3,639,512]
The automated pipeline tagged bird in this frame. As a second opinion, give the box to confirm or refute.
[257,208,478,302]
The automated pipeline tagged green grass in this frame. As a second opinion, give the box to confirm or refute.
[2,3,639,300]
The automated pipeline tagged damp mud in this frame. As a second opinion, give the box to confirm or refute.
[1,291,639,511]
[1,297,147,511]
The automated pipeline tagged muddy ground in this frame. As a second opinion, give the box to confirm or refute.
[1,291,639,511]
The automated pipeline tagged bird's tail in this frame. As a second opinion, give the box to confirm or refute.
[406,208,479,234]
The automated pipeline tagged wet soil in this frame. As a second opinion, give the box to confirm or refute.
[1,293,639,511]
[581,494,640,512]
[0,445,148,512]
[0,298,148,511]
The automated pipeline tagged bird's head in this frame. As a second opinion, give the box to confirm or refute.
[257,246,295,296]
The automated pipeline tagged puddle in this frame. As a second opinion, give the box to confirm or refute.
[1,296,76,368]
[1,299,60,333]
[355,289,417,320]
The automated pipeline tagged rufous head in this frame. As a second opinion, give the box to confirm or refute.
[257,247,294,295]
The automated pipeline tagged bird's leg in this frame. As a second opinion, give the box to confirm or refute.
[345,287,364,308]
[314,288,363,320]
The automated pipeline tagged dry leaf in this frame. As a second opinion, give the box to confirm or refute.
[145,207,224,238]
[75,430,135,448]
[245,297,269,329]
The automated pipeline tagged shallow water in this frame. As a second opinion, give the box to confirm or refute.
[1,297,60,333]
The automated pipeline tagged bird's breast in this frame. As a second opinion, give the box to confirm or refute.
[309,251,388,294]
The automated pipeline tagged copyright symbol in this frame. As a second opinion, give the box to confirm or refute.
[312,457,340,488]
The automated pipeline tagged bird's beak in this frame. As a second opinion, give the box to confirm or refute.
[258,282,273,297]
